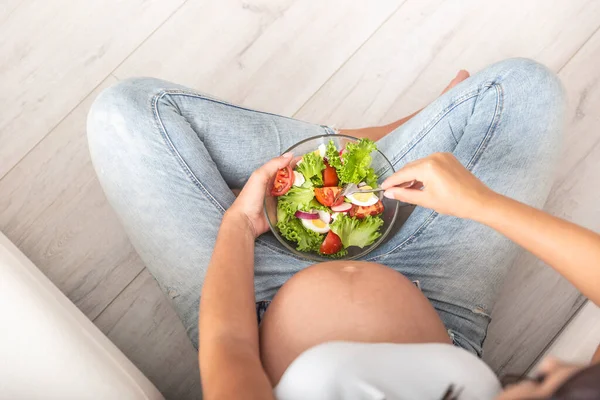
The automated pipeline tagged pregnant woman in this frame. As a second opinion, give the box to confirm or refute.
[88,58,600,399]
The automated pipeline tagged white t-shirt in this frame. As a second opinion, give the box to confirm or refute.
[274,342,501,400]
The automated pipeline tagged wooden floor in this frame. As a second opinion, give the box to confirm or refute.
[530,301,600,373]
[1,1,599,398]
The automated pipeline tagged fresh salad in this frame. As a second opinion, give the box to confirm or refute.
[271,138,385,258]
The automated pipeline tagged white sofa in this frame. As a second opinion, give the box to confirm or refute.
[0,231,163,400]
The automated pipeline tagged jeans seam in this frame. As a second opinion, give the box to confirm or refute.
[387,89,482,169]
[447,120,459,144]
[373,90,480,179]
[465,83,504,169]
[153,92,226,212]
[366,82,504,261]
[151,91,307,259]
[155,88,333,133]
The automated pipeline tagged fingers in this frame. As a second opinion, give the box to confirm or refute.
[382,152,457,189]
[242,153,293,198]
[536,357,562,375]
[290,155,303,168]
[384,185,425,204]
[259,152,294,177]
[250,152,293,183]
[380,159,425,189]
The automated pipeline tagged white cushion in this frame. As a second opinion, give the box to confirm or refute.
[0,232,163,400]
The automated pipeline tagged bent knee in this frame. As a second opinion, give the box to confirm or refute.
[493,58,564,103]
[492,58,565,142]
[87,77,166,132]
[86,78,169,166]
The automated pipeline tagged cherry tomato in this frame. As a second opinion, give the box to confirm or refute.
[332,193,345,207]
[322,162,339,187]
[349,200,384,219]
[270,165,293,196]
[320,231,343,255]
[314,187,342,207]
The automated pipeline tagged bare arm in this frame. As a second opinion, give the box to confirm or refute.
[477,194,600,305]
[199,154,293,400]
[382,152,600,306]
[199,214,273,400]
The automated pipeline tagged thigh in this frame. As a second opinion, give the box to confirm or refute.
[365,58,564,354]
[87,78,318,347]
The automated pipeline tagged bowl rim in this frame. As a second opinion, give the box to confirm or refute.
[263,133,399,262]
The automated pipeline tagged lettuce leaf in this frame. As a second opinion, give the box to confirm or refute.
[276,186,331,227]
[277,218,324,252]
[330,214,384,249]
[301,179,314,189]
[277,200,294,224]
[325,140,343,170]
[296,152,325,186]
[276,186,314,225]
[279,186,314,210]
[335,138,379,185]
[320,247,349,258]
[363,167,379,188]
[276,187,323,252]
[302,198,330,212]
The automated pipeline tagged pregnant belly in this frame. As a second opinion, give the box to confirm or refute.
[259,261,451,385]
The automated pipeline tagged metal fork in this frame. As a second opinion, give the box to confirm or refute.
[335,180,416,206]
[338,183,384,198]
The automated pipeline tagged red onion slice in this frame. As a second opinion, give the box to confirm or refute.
[295,210,319,219]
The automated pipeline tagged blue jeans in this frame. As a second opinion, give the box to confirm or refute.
[87,58,564,357]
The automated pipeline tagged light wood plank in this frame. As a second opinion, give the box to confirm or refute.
[93,270,202,400]
[0,0,186,179]
[0,77,146,320]
[530,302,600,370]
[114,0,405,116]
[295,0,600,127]
[0,0,21,22]
[483,261,585,375]
[552,27,600,194]
[293,0,600,375]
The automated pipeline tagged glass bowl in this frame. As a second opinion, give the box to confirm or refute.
[264,134,399,262]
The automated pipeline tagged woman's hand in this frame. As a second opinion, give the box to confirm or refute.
[383,155,600,310]
[226,152,294,238]
[381,152,494,219]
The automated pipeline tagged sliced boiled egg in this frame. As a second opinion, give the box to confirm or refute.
[301,218,330,234]
[312,143,327,158]
[346,185,379,206]
[293,171,305,187]
[317,210,331,224]
[318,143,327,157]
